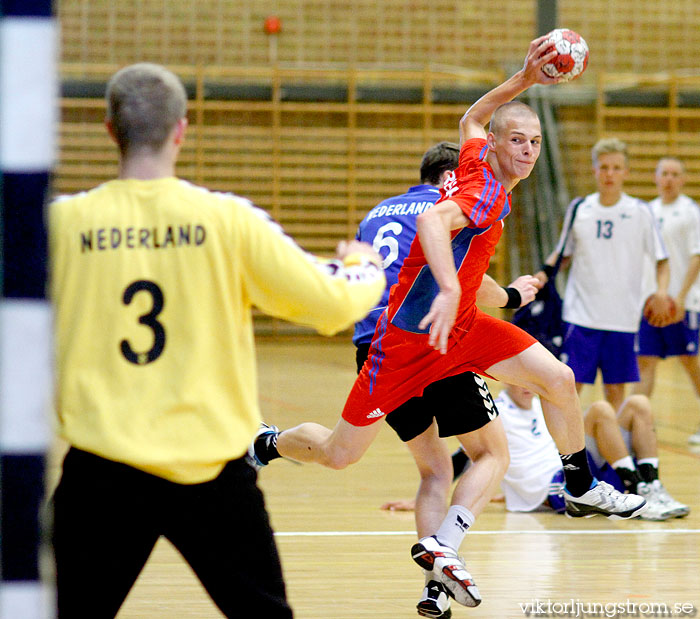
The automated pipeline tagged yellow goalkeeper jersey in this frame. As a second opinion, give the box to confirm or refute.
[50,178,385,483]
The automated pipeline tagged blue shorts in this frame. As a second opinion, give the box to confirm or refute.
[547,469,566,513]
[560,323,639,385]
[637,311,700,358]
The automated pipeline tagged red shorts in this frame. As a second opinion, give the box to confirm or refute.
[342,308,537,427]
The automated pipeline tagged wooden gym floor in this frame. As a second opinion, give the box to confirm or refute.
[48,337,700,618]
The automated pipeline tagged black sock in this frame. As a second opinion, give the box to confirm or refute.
[451,448,470,481]
[614,467,643,493]
[637,462,659,484]
[560,448,595,497]
[254,431,281,465]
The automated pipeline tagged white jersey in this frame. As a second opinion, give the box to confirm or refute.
[556,193,668,332]
[641,194,700,312]
[497,391,563,512]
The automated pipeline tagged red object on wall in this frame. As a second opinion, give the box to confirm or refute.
[264,15,281,35]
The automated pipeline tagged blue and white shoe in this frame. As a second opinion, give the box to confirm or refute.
[564,480,647,520]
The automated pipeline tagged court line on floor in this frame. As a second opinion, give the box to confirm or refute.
[275,528,700,537]
[657,440,700,460]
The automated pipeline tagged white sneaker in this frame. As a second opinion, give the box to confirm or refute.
[637,483,675,521]
[411,536,481,607]
[688,429,700,445]
[564,481,648,520]
[416,578,452,618]
[644,480,690,519]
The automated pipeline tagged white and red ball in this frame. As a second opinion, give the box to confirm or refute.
[541,28,589,82]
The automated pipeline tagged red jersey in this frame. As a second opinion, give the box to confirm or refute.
[344,138,535,426]
[387,138,511,334]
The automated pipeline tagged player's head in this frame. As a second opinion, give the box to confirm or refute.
[420,142,460,186]
[655,157,685,203]
[591,138,629,197]
[488,101,539,138]
[591,137,628,167]
[106,63,188,156]
[486,101,542,185]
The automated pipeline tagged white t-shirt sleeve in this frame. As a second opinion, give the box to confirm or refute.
[553,197,582,258]
[688,200,700,257]
[677,198,700,310]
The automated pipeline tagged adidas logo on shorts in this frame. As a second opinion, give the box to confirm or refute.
[366,408,385,419]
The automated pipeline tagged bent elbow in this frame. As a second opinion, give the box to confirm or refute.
[458,113,470,137]
[416,208,437,231]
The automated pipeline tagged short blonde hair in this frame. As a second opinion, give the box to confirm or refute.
[106,63,187,155]
[489,101,540,137]
[592,138,628,167]
[655,156,685,174]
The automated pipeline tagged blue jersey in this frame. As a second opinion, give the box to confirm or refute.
[353,184,440,345]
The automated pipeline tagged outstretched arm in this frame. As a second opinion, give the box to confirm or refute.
[241,206,385,336]
[534,254,571,286]
[476,273,541,308]
[459,35,560,144]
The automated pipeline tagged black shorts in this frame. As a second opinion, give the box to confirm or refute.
[52,448,292,619]
[355,343,498,442]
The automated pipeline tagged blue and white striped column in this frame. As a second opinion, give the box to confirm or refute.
[0,1,56,617]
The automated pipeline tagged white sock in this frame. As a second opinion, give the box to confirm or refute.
[637,457,659,468]
[435,505,475,551]
[611,456,636,471]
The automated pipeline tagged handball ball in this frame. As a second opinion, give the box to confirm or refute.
[541,29,589,82]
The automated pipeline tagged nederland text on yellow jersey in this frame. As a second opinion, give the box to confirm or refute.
[50,178,385,483]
